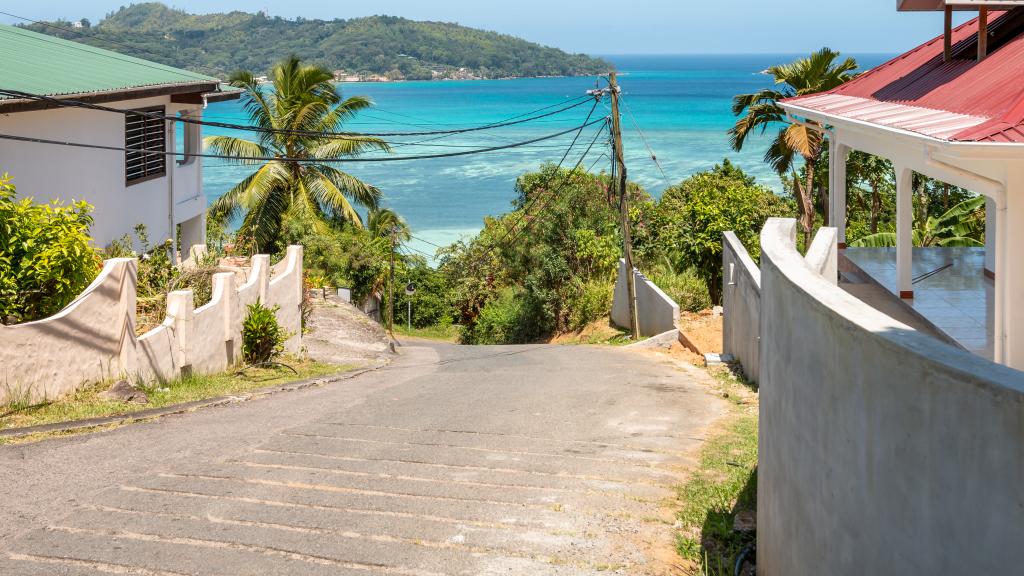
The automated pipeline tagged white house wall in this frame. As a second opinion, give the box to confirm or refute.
[0,95,204,249]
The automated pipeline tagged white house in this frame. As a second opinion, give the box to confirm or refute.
[0,24,239,252]
[780,2,1024,369]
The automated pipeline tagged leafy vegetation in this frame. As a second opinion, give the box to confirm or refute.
[675,365,758,576]
[106,224,220,334]
[0,174,101,325]
[27,3,610,80]
[730,48,858,246]
[242,301,286,364]
[850,196,985,248]
[439,165,629,344]
[207,56,389,251]
[633,160,792,304]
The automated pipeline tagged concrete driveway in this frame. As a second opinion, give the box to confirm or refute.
[0,341,725,575]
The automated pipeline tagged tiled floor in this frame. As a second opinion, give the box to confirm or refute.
[843,247,994,360]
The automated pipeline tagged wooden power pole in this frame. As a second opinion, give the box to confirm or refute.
[608,71,639,340]
[388,227,396,334]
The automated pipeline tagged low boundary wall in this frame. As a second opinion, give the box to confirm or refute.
[757,218,1024,575]
[722,232,762,383]
[0,245,303,403]
[612,259,679,337]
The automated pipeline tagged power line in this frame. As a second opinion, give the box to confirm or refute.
[0,116,608,164]
[619,93,672,187]
[0,88,595,140]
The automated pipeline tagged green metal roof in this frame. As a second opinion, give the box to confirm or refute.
[0,24,219,100]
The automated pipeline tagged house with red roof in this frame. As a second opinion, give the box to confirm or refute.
[781,1,1024,368]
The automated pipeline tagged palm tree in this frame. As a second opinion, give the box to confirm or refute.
[849,196,985,248]
[367,207,411,243]
[729,48,858,246]
[206,56,390,251]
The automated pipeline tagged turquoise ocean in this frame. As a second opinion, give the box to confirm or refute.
[202,54,890,257]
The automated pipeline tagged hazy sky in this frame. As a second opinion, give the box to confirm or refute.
[0,1,972,55]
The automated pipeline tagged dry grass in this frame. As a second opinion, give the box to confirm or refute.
[0,356,348,435]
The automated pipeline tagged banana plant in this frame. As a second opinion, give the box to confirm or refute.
[849,196,985,248]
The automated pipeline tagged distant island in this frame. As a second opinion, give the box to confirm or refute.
[25,3,612,81]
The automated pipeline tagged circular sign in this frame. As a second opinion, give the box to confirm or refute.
[405,282,416,296]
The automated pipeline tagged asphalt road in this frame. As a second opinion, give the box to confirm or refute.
[0,340,725,575]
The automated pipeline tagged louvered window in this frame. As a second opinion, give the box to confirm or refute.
[125,107,166,185]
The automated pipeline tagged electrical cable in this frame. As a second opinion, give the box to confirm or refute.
[0,87,595,139]
[0,116,608,164]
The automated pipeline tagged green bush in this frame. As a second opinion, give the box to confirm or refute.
[242,301,285,364]
[0,174,101,324]
[648,265,713,313]
[567,280,614,332]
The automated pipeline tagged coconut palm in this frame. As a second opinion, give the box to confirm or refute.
[367,207,411,243]
[729,48,858,245]
[849,196,985,248]
[206,56,390,251]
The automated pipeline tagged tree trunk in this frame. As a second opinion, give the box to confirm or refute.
[800,158,816,248]
[870,180,880,234]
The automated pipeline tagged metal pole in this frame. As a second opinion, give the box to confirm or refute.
[608,71,640,340]
[407,300,412,332]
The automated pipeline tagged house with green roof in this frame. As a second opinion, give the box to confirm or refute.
[0,24,239,250]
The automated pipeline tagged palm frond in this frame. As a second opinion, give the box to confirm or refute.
[203,136,272,164]
[317,165,383,210]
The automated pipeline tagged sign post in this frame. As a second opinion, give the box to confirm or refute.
[404,282,416,332]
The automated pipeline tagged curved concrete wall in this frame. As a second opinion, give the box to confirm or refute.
[612,259,680,337]
[757,218,1024,575]
[722,232,761,383]
[0,246,304,403]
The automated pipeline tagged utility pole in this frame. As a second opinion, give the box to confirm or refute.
[608,71,639,340]
[388,227,396,335]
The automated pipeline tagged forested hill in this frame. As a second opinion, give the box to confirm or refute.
[24,3,611,80]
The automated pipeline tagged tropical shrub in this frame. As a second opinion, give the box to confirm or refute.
[647,263,713,313]
[242,301,285,364]
[0,174,101,324]
[393,261,455,329]
[106,224,219,334]
[442,165,640,343]
[637,161,791,304]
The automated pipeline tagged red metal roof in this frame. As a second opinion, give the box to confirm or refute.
[784,9,1024,143]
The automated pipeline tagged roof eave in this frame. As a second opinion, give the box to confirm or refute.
[0,81,223,114]
[781,100,1024,158]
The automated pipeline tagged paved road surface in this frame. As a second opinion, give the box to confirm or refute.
[0,340,725,575]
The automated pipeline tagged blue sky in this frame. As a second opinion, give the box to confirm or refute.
[1,1,972,55]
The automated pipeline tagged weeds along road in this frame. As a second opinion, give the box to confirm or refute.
[0,339,727,575]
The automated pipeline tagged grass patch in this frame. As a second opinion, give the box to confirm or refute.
[0,356,348,435]
[675,363,758,575]
[393,323,461,342]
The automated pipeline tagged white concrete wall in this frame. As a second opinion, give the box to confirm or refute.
[611,259,680,337]
[757,218,1024,575]
[0,246,304,403]
[722,232,761,383]
[0,97,204,249]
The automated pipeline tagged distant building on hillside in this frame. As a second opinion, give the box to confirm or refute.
[0,24,240,251]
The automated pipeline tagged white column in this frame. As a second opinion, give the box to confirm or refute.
[896,166,914,299]
[829,137,849,247]
[1001,165,1024,369]
[985,196,996,277]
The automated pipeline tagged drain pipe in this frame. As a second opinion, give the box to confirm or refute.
[924,148,1007,363]
[167,116,176,262]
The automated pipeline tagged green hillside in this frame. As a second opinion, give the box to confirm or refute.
[25,3,611,80]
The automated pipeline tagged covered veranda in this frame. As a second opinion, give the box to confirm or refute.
[780,5,1024,369]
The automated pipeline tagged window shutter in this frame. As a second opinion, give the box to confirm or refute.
[125,107,166,185]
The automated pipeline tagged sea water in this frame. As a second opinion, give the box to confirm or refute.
[202,54,890,257]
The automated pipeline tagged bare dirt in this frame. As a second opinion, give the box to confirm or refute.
[303,294,395,367]
[670,310,724,366]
